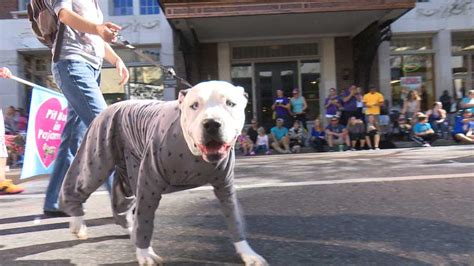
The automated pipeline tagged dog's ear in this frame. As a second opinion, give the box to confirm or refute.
[235,86,248,99]
[178,89,190,104]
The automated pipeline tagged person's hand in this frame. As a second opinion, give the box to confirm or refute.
[115,59,129,85]
[0,67,12,78]
[96,22,121,43]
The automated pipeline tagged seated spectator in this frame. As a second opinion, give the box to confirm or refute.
[288,120,304,153]
[412,113,438,147]
[452,109,474,144]
[254,127,271,155]
[347,116,366,150]
[4,106,18,134]
[237,129,255,156]
[16,108,28,132]
[325,116,350,151]
[365,115,381,150]
[270,118,291,154]
[310,118,326,152]
[460,90,474,113]
[247,118,259,145]
[426,102,448,138]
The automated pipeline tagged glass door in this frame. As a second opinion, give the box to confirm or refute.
[255,62,298,129]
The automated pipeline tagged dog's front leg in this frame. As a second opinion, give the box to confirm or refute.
[212,177,268,266]
[234,240,268,266]
[133,156,167,266]
[70,216,88,240]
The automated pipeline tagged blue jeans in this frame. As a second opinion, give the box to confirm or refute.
[44,60,112,211]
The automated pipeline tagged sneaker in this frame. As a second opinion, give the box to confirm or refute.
[422,143,431,147]
[374,147,380,150]
[265,151,271,155]
[249,151,256,156]
[0,179,24,195]
[43,210,70,217]
[350,148,356,151]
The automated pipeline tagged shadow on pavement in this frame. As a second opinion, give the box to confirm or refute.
[157,213,474,265]
[0,217,115,236]
[0,235,129,265]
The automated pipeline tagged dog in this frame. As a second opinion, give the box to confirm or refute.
[58,81,267,265]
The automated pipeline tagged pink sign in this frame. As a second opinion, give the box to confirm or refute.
[35,98,67,168]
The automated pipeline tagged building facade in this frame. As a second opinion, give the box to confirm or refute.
[0,0,174,110]
[387,0,474,111]
[160,0,416,127]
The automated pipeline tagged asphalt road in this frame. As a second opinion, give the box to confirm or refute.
[0,146,473,265]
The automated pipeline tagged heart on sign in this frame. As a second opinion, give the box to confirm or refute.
[35,98,67,168]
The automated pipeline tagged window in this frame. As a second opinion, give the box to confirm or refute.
[231,64,253,123]
[19,0,30,11]
[140,0,160,15]
[452,33,474,99]
[300,60,321,120]
[112,0,133,16]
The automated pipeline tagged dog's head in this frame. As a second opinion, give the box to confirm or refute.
[179,81,248,163]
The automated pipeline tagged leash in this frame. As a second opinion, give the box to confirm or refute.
[115,35,193,88]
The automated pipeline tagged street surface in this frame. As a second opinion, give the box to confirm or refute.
[1,146,473,265]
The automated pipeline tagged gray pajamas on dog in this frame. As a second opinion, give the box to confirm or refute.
[59,100,246,249]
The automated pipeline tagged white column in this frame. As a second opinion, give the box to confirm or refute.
[433,29,453,101]
[217,42,231,82]
[378,41,392,105]
[321,37,336,122]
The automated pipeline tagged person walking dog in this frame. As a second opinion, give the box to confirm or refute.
[43,0,129,216]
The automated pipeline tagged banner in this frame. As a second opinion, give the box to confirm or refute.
[21,86,67,179]
[400,76,422,91]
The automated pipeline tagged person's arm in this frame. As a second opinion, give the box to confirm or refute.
[401,100,407,114]
[415,100,421,113]
[438,109,446,123]
[378,95,385,107]
[302,97,308,112]
[104,43,129,85]
[342,91,353,103]
[271,101,276,110]
[325,129,332,136]
[324,98,331,108]
[283,99,291,111]
[56,8,120,43]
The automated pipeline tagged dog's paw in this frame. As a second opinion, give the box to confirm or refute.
[239,252,268,266]
[136,247,163,266]
[70,216,88,240]
[234,240,268,266]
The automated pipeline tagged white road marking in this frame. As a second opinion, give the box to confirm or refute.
[2,172,473,200]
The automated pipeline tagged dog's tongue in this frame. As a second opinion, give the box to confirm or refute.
[202,140,227,154]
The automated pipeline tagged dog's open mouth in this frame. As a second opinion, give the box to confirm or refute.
[198,140,231,155]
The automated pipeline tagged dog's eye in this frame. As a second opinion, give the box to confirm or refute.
[226,100,236,108]
[190,102,199,110]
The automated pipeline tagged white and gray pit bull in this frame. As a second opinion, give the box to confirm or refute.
[58,81,268,265]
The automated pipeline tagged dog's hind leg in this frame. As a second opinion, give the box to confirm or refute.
[59,119,119,239]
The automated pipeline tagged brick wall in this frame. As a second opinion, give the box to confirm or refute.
[0,0,18,19]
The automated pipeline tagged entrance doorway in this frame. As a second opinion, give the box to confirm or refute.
[255,61,298,129]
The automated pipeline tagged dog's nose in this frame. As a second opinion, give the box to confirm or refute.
[203,119,221,135]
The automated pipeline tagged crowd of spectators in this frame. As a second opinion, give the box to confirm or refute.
[2,106,28,167]
[236,86,474,155]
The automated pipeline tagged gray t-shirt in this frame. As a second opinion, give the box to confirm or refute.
[50,0,105,69]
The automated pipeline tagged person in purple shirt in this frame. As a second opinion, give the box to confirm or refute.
[341,85,359,126]
[272,89,292,128]
[324,88,342,124]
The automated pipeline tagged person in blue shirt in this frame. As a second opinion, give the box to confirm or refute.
[412,113,438,147]
[460,90,474,114]
[452,109,474,144]
[310,118,326,152]
[290,88,308,130]
[270,118,291,153]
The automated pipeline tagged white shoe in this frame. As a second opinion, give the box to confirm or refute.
[375,147,380,150]
[136,247,164,265]
[422,143,431,147]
